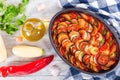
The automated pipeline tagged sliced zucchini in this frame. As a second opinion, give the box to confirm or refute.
[69,31,80,41]
[58,33,69,44]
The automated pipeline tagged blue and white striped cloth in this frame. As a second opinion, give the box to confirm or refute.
[58,0,120,80]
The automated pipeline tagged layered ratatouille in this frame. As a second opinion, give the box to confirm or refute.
[51,11,118,73]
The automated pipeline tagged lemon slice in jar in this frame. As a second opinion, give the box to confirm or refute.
[22,18,46,42]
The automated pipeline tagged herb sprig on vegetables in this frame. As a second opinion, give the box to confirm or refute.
[0,0,29,35]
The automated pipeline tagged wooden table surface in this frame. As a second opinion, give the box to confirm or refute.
[0,0,70,80]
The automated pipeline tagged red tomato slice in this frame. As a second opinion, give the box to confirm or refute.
[110,43,117,54]
[59,47,66,56]
[71,11,78,19]
[57,28,67,34]
[67,24,79,32]
[87,15,94,24]
[106,32,112,42]
[83,54,91,65]
[97,54,109,66]
[98,22,104,33]
[99,42,110,52]
[92,26,98,36]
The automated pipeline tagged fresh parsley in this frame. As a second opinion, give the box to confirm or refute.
[0,0,29,35]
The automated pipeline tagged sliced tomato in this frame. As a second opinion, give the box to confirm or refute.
[65,21,71,25]
[83,54,91,65]
[73,37,82,43]
[106,31,112,42]
[98,22,104,33]
[88,15,94,24]
[57,28,67,34]
[59,47,66,56]
[59,17,65,22]
[92,26,98,36]
[99,42,110,52]
[97,54,109,66]
[70,11,78,19]
[95,33,103,41]
[67,24,79,32]
[110,43,117,54]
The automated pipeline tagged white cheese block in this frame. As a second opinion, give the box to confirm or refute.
[0,35,7,62]
[12,45,45,58]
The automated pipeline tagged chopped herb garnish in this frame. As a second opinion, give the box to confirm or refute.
[101,39,105,44]
[103,29,107,35]
[78,15,81,19]
[94,49,97,52]
[111,52,116,57]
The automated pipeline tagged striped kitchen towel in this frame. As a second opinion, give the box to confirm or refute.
[58,0,120,80]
